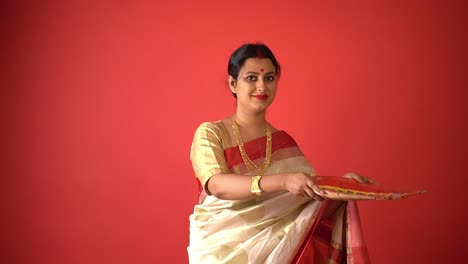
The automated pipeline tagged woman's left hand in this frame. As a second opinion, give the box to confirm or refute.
[343,172,378,184]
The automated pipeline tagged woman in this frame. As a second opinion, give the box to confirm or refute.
[188,43,372,263]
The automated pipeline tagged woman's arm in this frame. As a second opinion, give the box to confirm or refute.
[207,172,325,200]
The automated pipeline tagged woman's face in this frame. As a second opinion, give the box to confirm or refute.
[229,58,278,114]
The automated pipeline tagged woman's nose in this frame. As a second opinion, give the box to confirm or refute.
[257,79,265,91]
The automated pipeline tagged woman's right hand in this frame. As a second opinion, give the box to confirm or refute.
[284,173,325,200]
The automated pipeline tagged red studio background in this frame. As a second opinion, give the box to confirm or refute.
[3,0,467,263]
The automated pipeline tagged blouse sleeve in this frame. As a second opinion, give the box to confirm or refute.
[190,122,230,193]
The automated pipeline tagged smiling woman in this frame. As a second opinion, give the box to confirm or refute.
[228,57,278,115]
[186,43,376,263]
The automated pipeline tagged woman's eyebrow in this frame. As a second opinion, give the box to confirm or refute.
[244,71,260,75]
[244,71,276,75]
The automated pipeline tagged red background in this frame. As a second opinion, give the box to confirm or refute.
[4,0,467,263]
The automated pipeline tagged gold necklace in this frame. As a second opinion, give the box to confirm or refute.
[231,117,272,176]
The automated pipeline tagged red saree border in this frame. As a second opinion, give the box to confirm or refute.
[290,201,371,264]
[224,130,298,168]
[289,200,329,264]
[346,201,371,264]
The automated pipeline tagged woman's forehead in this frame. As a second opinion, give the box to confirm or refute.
[241,58,276,73]
[242,58,275,72]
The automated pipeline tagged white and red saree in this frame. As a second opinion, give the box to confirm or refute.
[188,121,423,263]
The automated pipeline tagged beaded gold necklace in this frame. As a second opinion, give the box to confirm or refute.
[231,117,272,176]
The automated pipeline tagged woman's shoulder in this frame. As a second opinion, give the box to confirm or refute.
[193,120,230,143]
[195,120,226,134]
[193,119,235,150]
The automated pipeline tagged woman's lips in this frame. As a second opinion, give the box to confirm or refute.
[253,94,268,101]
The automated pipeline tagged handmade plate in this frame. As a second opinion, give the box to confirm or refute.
[313,176,427,200]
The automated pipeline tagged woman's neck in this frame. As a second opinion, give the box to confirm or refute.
[234,110,267,132]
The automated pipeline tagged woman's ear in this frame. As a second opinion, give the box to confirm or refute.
[228,75,236,93]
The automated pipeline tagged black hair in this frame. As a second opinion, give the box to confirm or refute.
[227,43,281,98]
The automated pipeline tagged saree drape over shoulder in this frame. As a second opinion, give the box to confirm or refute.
[188,121,371,264]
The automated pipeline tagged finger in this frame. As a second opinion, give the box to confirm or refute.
[305,187,324,201]
[366,178,379,185]
[304,186,315,197]
[355,176,378,185]
[306,179,325,194]
[311,193,324,201]
[343,172,358,178]
[346,174,365,183]
[309,182,326,196]
[355,177,367,183]
[344,172,369,183]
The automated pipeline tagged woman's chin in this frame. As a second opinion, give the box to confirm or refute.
[252,104,271,113]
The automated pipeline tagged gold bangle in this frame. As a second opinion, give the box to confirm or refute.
[251,175,262,196]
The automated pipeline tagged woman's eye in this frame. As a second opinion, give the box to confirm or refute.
[246,76,257,81]
[265,76,275,81]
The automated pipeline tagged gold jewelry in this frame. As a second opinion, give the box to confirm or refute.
[251,175,262,196]
[231,117,272,196]
[231,117,272,175]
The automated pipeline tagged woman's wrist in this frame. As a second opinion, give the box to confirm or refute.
[280,173,291,191]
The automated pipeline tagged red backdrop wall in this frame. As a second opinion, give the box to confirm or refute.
[4,0,467,263]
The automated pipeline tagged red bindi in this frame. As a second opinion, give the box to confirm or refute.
[260,68,264,72]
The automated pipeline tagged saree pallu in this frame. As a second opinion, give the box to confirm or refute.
[188,128,370,263]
